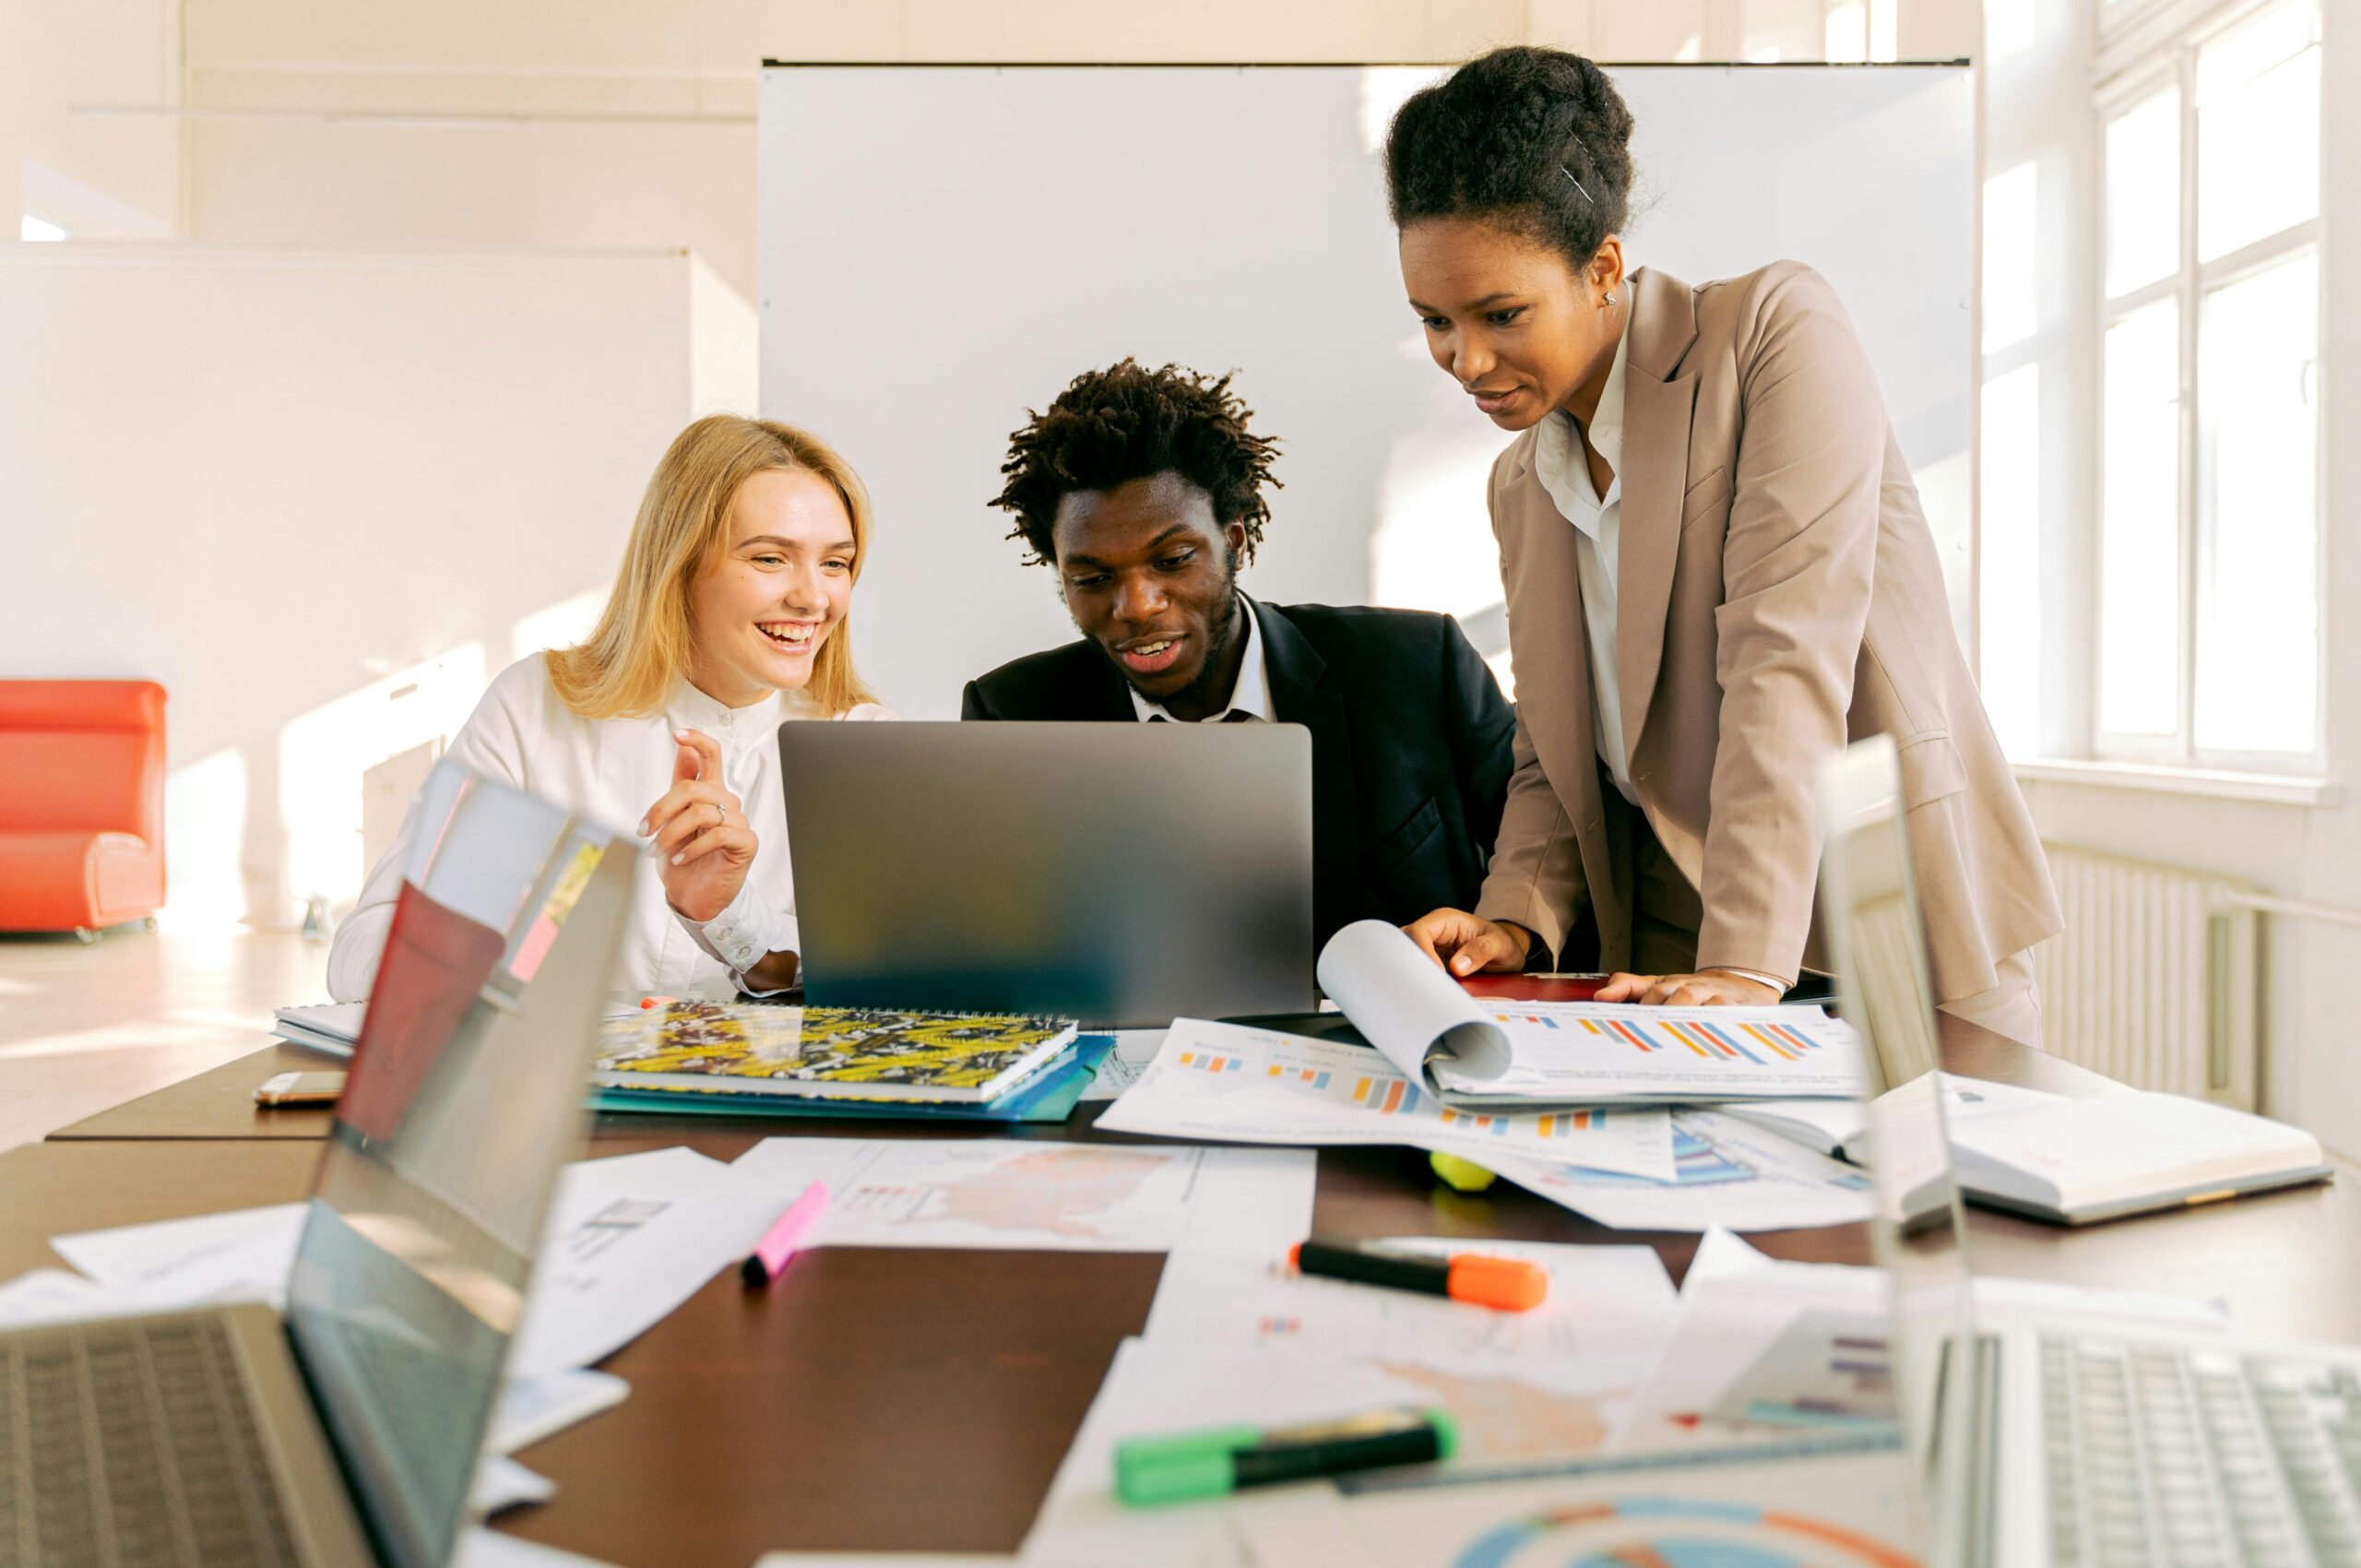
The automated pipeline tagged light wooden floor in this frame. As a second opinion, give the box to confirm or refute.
[0,926,326,1152]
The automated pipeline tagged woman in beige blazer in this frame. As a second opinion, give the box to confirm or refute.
[1386,47,2060,1042]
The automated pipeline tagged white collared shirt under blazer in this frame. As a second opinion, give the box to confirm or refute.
[1473,262,2060,1023]
[326,653,890,1002]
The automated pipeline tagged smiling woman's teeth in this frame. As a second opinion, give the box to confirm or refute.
[760,624,813,647]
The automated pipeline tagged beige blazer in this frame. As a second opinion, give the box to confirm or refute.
[1473,262,2060,1005]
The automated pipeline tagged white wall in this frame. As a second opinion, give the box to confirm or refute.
[106,0,1977,302]
[763,63,1973,718]
[0,246,755,928]
[1992,0,2361,1160]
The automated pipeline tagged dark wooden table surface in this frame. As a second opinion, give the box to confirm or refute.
[14,1016,2356,1564]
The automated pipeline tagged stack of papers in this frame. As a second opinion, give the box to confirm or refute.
[1312,920,1872,1109]
[1022,1239,1682,1567]
[1095,1021,1675,1181]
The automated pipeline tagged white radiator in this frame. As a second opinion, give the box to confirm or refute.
[2032,844,2260,1109]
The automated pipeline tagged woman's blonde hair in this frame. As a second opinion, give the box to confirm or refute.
[548,415,880,719]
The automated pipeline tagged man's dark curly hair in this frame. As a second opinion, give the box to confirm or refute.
[991,359,1281,567]
[1384,46,1636,273]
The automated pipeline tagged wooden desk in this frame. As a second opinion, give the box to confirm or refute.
[15,1019,2358,1563]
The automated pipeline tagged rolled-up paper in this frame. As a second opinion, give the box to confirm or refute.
[1315,920,1512,1086]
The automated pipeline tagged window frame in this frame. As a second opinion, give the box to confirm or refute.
[2090,0,2325,773]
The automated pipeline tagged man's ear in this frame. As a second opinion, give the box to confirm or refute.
[1223,522,1249,561]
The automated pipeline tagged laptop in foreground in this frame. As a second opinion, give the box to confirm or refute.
[1,763,632,1568]
[1826,734,2361,1568]
[779,720,1315,1027]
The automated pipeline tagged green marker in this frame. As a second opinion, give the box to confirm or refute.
[1114,1406,1458,1506]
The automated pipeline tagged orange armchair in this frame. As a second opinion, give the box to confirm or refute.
[0,681,168,933]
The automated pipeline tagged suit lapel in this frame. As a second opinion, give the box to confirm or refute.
[1074,644,1143,720]
[1254,600,1356,900]
[1614,268,1702,772]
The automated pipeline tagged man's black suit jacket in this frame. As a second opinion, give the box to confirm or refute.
[961,599,1517,953]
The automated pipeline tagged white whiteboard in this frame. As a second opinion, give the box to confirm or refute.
[760,64,1973,716]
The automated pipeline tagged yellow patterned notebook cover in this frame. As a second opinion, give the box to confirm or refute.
[591,1001,1078,1102]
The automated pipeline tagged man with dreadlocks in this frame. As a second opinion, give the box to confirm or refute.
[962,358,1516,952]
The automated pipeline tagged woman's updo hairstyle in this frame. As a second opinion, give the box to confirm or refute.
[1385,46,1636,273]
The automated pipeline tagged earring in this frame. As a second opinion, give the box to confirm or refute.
[1603,291,1618,306]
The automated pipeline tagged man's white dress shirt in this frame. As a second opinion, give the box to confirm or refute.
[326,653,890,1002]
[1128,596,1273,724]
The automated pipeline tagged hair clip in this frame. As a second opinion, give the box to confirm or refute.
[1560,167,1595,205]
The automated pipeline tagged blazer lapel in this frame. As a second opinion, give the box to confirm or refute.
[1254,600,1356,897]
[1614,268,1702,772]
[1493,448,1625,966]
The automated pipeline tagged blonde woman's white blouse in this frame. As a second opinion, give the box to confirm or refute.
[325,653,890,1002]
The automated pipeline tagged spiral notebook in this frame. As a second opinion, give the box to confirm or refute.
[591,1000,1079,1104]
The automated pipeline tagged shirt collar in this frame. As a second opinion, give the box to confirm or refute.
[668,676,790,736]
[1130,595,1270,723]
[1531,303,1633,529]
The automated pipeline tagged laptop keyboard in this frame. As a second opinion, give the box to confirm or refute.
[2042,1333,2361,1568]
[1,1314,304,1568]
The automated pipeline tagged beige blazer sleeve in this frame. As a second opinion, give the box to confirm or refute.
[1475,706,1586,958]
[1471,452,1588,960]
[1690,266,1884,980]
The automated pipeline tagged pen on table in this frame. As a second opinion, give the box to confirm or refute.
[742,1181,830,1286]
[1115,1407,1457,1504]
[1289,1238,1548,1312]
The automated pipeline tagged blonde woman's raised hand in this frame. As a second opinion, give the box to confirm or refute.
[643,728,757,923]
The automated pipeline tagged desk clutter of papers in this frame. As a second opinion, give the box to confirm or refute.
[1097,921,1907,1234]
[1017,1228,2235,1567]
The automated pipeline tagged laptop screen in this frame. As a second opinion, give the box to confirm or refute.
[1817,736,1983,1568]
[284,763,629,1568]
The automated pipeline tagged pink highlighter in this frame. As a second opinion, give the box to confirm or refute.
[741,1182,831,1286]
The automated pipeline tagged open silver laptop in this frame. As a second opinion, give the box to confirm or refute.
[779,720,1315,1026]
[1825,734,2361,1568]
[1,762,631,1568]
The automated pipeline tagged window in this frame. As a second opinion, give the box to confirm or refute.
[2093,0,2322,768]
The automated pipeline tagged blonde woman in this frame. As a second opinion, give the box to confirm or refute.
[327,415,890,1002]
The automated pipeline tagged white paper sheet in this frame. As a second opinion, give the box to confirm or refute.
[0,1268,111,1325]
[1719,1071,2069,1159]
[730,1136,1313,1253]
[490,1368,630,1455]
[1077,1029,1168,1103]
[1437,1002,1871,1105]
[453,1530,619,1568]
[1142,1239,1676,1393]
[1095,1021,1676,1181]
[1228,1431,1919,1568]
[36,1150,798,1381]
[1484,1111,1877,1232]
[470,1454,555,1515]
[754,1557,1014,1566]
[1617,1229,2235,1450]
[1314,920,1511,1084]
[52,1202,306,1290]
[1023,1334,1643,1568]
[506,1146,798,1381]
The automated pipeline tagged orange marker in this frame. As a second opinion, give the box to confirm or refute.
[1288,1239,1548,1312]
[639,994,677,1010]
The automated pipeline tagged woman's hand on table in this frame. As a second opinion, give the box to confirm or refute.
[1594,968,1783,1006]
